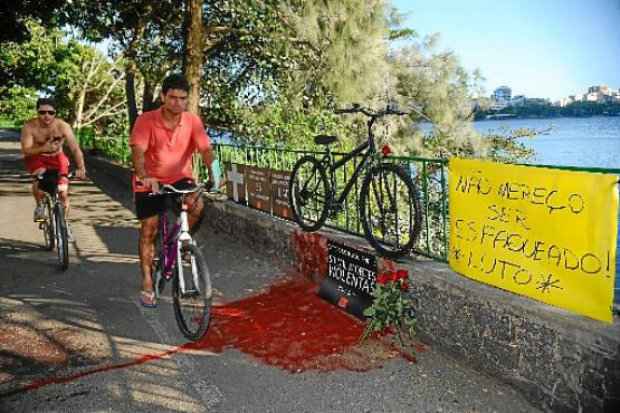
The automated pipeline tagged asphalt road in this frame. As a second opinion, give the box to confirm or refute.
[0,132,539,413]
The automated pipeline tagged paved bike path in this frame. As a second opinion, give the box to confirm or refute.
[0,137,539,413]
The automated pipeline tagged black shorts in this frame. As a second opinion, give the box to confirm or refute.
[134,178,196,220]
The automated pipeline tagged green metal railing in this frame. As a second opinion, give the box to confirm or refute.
[210,143,450,261]
[75,134,619,283]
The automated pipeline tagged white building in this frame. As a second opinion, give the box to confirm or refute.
[491,86,512,110]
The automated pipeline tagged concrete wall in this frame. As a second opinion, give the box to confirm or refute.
[86,154,620,413]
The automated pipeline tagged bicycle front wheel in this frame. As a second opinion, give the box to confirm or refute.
[54,203,69,270]
[359,163,422,259]
[288,155,331,231]
[172,243,212,341]
[42,199,55,250]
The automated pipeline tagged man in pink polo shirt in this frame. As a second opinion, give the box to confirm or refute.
[130,73,214,307]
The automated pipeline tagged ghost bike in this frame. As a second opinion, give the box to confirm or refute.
[288,104,422,259]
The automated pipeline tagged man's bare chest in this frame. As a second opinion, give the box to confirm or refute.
[32,128,65,146]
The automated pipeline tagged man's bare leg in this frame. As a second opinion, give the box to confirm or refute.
[139,215,159,293]
[187,193,205,229]
[58,187,70,216]
[31,180,45,204]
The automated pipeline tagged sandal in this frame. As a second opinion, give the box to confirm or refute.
[139,290,157,308]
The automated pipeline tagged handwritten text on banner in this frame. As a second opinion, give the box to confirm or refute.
[448,158,618,323]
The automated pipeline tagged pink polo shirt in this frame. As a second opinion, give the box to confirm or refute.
[130,108,211,191]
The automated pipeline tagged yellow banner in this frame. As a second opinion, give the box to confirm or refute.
[449,158,618,323]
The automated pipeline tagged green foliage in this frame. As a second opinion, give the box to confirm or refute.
[281,0,392,105]
[0,1,65,42]
[0,85,37,125]
[0,118,18,129]
[230,99,354,150]
[0,20,126,132]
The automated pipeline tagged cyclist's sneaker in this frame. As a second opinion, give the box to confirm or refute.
[33,204,46,222]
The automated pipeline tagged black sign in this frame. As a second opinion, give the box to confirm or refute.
[318,241,377,319]
[327,241,377,298]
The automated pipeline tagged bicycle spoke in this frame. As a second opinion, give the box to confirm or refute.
[289,156,330,231]
[173,244,211,341]
[361,164,421,258]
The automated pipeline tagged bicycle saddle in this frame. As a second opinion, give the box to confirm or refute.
[314,135,337,145]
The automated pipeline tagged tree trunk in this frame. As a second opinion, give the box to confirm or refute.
[73,85,86,131]
[143,78,155,112]
[125,63,139,131]
[184,0,204,115]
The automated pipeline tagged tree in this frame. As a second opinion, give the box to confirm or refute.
[280,0,392,105]
[63,1,185,128]
[0,21,126,133]
[71,52,126,132]
[380,32,533,162]
[0,1,65,42]
[184,0,204,115]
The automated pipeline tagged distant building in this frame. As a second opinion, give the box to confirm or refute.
[583,85,613,103]
[588,85,610,95]
[525,98,550,105]
[511,95,526,106]
[491,86,512,110]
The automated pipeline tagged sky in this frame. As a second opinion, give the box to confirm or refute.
[391,0,620,101]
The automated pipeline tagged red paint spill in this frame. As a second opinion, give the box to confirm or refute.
[184,276,380,373]
[2,348,179,397]
[4,276,423,397]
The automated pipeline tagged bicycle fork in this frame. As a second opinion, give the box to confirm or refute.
[176,205,201,297]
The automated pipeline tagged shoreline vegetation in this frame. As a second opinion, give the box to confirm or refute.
[474,101,620,121]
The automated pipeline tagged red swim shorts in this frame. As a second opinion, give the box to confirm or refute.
[24,152,70,185]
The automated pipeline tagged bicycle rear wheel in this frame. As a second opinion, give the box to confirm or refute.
[359,163,422,259]
[54,203,69,270]
[41,199,55,250]
[172,243,212,341]
[288,155,331,231]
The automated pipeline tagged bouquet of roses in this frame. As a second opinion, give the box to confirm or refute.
[361,269,416,350]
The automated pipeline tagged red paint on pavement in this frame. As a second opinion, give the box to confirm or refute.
[184,276,375,373]
[4,276,411,397]
[2,348,180,397]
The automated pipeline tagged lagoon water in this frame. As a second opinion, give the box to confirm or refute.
[474,116,619,170]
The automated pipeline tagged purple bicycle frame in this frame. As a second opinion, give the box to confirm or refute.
[159,213,181,278]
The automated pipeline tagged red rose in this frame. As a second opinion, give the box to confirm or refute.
[381,144,393,157]
[396,269,408,280]
[376,274,388,284]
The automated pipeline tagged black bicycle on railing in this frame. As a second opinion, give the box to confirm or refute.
[36,170,70,270]
[288,104,422,258]
[151,182,212,341]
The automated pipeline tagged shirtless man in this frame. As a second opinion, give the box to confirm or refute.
[20,98,87,221]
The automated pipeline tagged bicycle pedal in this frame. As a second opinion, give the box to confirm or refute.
[181,290,200,299]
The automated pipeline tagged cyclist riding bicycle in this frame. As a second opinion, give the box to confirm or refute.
[20,98,87,227]
[130,73,214,308]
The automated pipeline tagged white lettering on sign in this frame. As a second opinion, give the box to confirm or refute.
[328,254,376,295]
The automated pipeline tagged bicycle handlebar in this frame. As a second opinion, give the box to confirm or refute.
[35,170,75,180]
[152,182,210,196]
[334,103,408,118]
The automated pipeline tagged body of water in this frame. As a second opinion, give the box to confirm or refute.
[473,116,619,170]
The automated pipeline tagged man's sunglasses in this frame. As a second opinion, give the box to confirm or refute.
[38,110,56,115]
